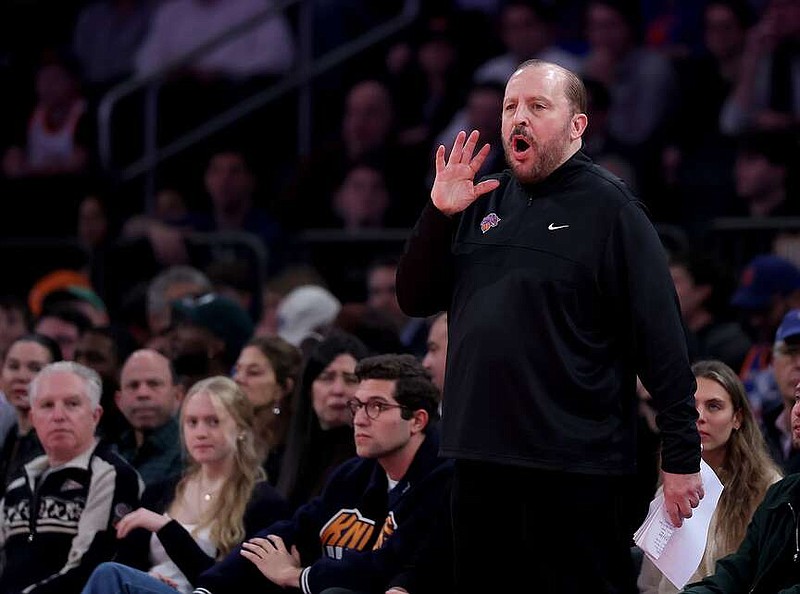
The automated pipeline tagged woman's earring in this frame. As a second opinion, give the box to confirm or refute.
[272,405,281,415]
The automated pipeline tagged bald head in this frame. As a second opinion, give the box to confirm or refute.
[513,59,588,115]
[116,349,182,433]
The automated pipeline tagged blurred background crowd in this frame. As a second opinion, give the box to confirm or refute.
[0,0,797,432]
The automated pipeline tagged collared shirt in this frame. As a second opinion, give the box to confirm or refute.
[115,417,182,487]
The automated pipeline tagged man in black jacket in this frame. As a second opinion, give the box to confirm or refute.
[396,58,703,593]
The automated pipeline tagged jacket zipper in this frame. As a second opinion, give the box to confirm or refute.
[27,475,43,543]
[748,502,800,593]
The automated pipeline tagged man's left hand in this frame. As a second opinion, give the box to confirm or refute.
[662,471,704,528]
[241,535,302,588]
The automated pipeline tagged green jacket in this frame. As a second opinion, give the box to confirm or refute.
[682,473,800,594]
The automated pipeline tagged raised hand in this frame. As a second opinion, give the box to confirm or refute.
[431,130,500,216]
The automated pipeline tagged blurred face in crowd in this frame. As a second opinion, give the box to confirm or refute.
[312,353,359,429]
[234,345,282,409]
[204,152,255,214]
[735,152,786,203]
[342,81,394,160]
[775,340,800,406]
[333,165,390,230]
[31,370,101,466]
[670,264,710,320]
[422,315,448,392]
[0,305,28,357]
[2,339,54,411]
[35,316,80,361]
[502,4,549,59]
[695,377,741,465]
[75,331,118,382]
[78,195,109,250]
[704,3,747,61]
[367,265,405,329]
[792,381,800,448]
[467,87,503,143]
[586,2,633,56]
[116,349,181,432]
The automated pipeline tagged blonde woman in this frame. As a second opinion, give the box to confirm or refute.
[638,360,782,593]
[82,376,289,594]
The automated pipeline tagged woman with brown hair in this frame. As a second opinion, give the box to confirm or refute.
[233,335,302,485]
[638,359,782,593]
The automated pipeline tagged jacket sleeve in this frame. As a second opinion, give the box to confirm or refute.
[396,201,457,317]
[602,201,700,474]
[23,458,142,594]
[193,484,332,594]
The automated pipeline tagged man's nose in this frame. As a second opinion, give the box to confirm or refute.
[51,402,67,420]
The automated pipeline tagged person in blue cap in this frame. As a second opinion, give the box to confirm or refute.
[761,309,800,473]
[730,254,800,421]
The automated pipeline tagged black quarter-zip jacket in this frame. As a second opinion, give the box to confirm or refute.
[397,151,700,475]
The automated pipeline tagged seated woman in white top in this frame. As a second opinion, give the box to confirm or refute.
[82,376,289,594]
[637,360,782,594]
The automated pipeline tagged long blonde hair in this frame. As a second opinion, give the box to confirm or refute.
[174,376,265,557]
[692,360,782,556]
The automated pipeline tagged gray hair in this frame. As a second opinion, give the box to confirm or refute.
[29,361,103,410]
[146,266,212,318]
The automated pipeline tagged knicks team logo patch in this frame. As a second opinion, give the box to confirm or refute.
[319,508,376,559]
[480,212,501,234]
[373,511,396,550]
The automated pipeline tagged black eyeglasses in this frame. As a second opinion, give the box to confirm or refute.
[346,399,409,420]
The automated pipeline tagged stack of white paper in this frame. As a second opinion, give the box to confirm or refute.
[634,460,724,589]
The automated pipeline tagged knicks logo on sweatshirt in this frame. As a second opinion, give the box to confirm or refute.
[319,508,376,559]
[373,511,396,550]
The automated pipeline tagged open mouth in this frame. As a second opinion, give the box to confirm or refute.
[514,137,530,152]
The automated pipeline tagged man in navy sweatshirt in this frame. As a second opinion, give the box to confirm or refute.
[193,353,452,594]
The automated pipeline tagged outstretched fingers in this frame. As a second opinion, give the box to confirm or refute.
[475,179,500,197]
[460,130,481,164]
[469,142,492,175]
[446,130,467,166]
[434,144,446,175]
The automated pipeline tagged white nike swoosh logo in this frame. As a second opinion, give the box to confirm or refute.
[548,223,569,231]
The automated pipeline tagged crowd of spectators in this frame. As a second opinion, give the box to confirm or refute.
[0,0,798,592]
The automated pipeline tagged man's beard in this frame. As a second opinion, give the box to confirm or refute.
[503,123,571,184]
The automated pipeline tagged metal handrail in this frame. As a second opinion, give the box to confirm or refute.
[97,0,301,171]
[97,0,420,209]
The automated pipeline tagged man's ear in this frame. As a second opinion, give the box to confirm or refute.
[410,409,429,434]
[173,383,186,410]
[571,113,588,140]
[93,404,104,426]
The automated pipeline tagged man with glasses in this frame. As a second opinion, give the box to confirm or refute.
[762,309,800,473]
[190,354,452,594]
